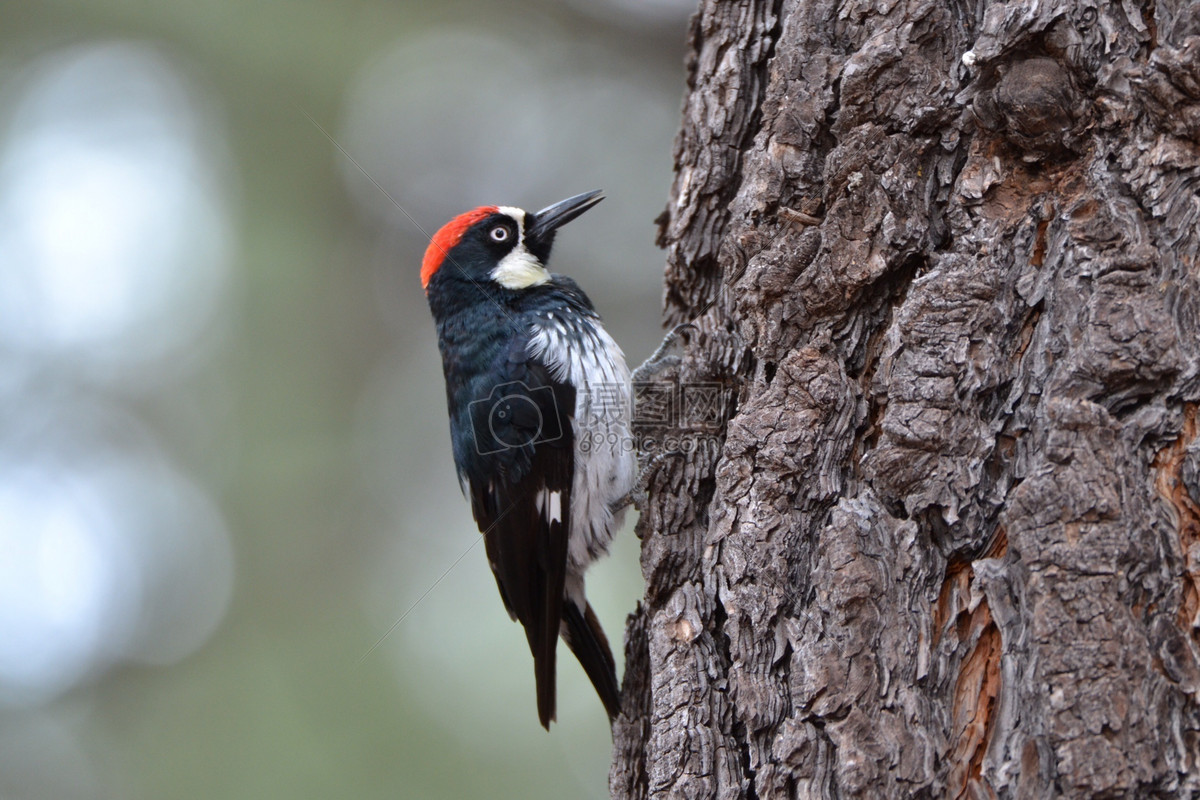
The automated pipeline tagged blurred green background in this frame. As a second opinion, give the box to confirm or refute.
[0,1,687,797]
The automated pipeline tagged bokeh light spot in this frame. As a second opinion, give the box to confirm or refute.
[0,42,232,372]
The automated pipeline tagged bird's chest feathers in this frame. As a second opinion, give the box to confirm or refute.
[532,315,620,375]
[528,316,631,430]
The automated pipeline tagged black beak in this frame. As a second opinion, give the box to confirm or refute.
[526,190,604,245]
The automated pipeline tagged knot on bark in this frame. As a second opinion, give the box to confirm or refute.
[972,57,1088,161]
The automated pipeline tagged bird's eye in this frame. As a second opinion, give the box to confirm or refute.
[490,226,510,242]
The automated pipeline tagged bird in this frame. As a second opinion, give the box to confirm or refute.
[421,190,635,729]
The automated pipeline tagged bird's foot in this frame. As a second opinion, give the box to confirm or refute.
[611,450,679,514]
[631,322,693,385]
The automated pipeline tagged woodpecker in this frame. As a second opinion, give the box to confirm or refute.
[421,190,635,729]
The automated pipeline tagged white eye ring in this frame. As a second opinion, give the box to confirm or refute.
[490,226,510,242]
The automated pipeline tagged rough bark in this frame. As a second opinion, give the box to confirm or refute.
[612,1,1200,798]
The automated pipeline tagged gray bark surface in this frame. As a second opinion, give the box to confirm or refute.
[612,1,1200,797]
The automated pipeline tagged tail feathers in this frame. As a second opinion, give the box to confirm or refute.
[562,601,621,722]
[535,646,556,730]
[535,573,563,730]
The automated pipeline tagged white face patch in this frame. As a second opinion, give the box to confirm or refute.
[491,206,550,290]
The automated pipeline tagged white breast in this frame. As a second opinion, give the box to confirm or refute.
[528,314,636,574]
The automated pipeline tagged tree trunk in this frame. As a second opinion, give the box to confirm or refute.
[611,1,1200,797]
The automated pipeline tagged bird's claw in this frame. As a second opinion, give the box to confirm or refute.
[631,322,693,384]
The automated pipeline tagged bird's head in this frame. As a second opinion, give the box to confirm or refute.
[421,190,604,294]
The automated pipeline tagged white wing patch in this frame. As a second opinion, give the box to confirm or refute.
[535,487,562,523]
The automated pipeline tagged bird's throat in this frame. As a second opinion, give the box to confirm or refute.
[491,244,551,290]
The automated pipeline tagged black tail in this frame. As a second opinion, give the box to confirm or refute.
[562,600,621,722]
[535,585,561,729]
[535,642,557,730]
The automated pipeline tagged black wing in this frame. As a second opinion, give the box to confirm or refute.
[461,346,575,729]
